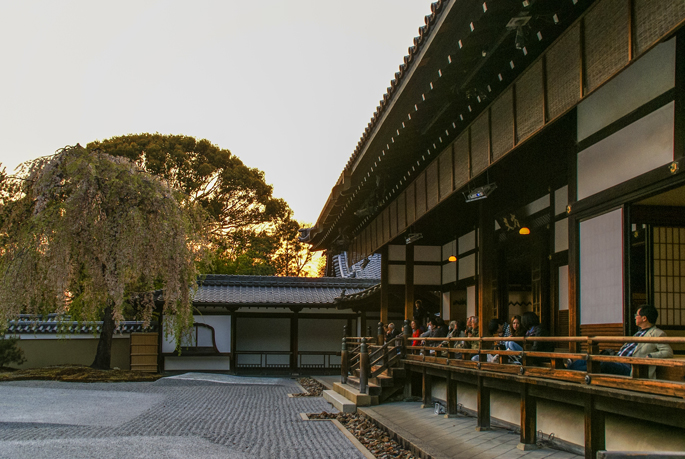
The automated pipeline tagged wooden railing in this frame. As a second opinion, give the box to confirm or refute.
[406,335,685,398]
[341,334,405,394]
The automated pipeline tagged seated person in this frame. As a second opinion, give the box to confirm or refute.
[518,311,553,365]
[567,305,673,378]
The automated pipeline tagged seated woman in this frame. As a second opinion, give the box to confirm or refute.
[520,311,554,365]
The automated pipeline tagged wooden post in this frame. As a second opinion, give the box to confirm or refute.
[360,310,367,338]
[377,321,384,345]
[446,371,458,416]
[476,375,491,431]
[587,340,601,374]
[584,394,605,459]
[381,245,389,325]
[230,311,237,373]
[341,337,348,384]
[519,385,537,450]
[403,319,411,357]
[360,338,369,395]
[290,309,299,373]
[422,367,432,407]
[405,244,415,321]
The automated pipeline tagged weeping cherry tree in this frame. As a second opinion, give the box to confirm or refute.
[0,145,207,369]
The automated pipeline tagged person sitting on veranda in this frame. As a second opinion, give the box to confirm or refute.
[410,320,422,353]
[567,305,673,378]
[517,311,554,366]
[485,318,514,363]
[385,322,400,343]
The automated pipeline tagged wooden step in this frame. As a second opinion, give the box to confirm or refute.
[332,382,379,406]
[323,390,356,413]
[346,376,382,396]
[370,374,395,387]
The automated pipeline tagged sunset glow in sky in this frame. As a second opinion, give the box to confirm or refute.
[0,1,435,224]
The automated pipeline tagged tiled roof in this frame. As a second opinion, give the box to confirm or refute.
[193,274,378,306]
[333,283,381,304]
[332,252,381,279]
[6,317,154,335]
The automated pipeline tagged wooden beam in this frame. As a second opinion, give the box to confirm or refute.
[476,375,491,431]
[519,385,537,448]
[447,371,458,416]
[422,367,433,407]
[381,245,389,325]
[584,394,605,459]
[405,244,415,321]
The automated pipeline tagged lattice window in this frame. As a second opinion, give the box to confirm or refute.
[516,60,544,142]
[426,161,439,211]
[438,146,453,201]
[547,24,581,121]
[416,172,427,217]
[397,190,406,233]
[389,200,398,239]
[653,227,685,327]
[584,0,630,93]
[406,183,416,226]
[491,88,514,161]
[634,0,685,57]
[470,112,489,176]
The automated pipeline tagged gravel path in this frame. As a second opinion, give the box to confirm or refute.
[0,374,365,459]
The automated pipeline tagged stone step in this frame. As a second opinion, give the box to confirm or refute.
[333,382,379,406]
[323,390,356,413]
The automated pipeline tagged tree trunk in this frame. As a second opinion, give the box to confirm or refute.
[91,301,116,370]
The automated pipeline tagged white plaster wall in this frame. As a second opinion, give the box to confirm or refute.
[459,231,476,254]
[577,102,674,200]
[388,245,406,261]
[467,286,476,317]
[299,318,347,352]
[537,399,584,447]
[558,265,569,311]
[555,218,568,253]
[432,379,447,401]
[162,314,231,353]
[415,245,442,262]
[457,383,478,412]
[458,254,476,280]
[577,38,675,141]
[415,265,441,285]
[442,261,456,285]
[164,356,230,371]
[580,209,624,324]
[389,264,405,285]
[555,186,568,216]
[490,389,519,426]
[523,194,549,217]
[606,415,685,452]
[442,240,457,261]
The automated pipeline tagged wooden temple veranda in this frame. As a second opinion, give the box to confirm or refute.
[302,0,685,457]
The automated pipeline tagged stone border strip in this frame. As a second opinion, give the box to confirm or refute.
[300,413,375,459]
[357,408,437,459]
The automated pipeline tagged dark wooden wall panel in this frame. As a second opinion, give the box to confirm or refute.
[470,113,489,177]
[546,24,581,121]
[426,161,439,211]
[491,88,514,161]
[516,60,545,143]
[406,182,416,227]
[382,207,390,244]
[389,200,398,239]
[584,0,630,93]
[634,0,685,56]
[453,133,470,190]
[416,172,427,218]
[438,146,453,201]
[397,190,407,233]
[579,323,624,351]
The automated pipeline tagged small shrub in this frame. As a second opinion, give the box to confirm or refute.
[0,336,27,368]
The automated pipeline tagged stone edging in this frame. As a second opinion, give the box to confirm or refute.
[300,413,375,459]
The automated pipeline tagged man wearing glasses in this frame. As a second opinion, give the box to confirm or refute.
[568,305,673,377]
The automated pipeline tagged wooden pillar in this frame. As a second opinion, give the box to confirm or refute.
[567,111,579,352]
[229,311,237,373]
[478,201,495,338]
[476,375,491,431]
[519,385,537,449]
[584,394,605,459]
[290,309,299,373]
[405,244,415,321]
[381,246,389,325]
[359,310,367,337]
[675,31,685,160]
[446,371,458,416]
[422,367,432,407]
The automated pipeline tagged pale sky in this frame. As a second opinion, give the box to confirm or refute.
[0,0,435,224]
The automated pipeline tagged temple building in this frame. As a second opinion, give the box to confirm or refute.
[302,0,685,456]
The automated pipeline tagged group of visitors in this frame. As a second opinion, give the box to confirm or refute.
[384,300,673,379]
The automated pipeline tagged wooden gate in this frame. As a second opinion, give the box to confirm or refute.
[130,332,159,373]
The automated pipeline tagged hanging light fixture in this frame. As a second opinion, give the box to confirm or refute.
[519,227,531,235]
